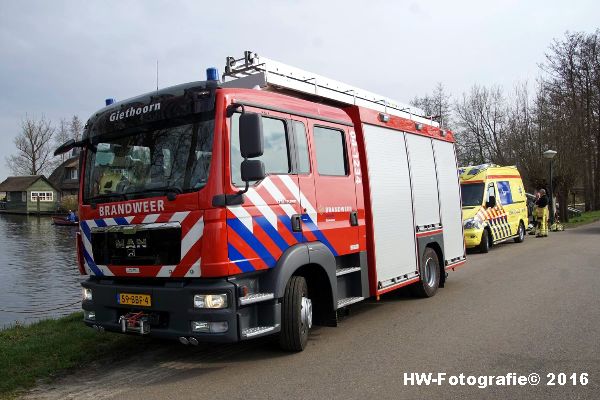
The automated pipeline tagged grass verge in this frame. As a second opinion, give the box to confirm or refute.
[563,210,600,228]
[0,312,152,398]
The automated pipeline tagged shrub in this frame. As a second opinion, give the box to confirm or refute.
[59,195,78,212]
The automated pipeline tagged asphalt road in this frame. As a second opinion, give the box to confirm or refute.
[26,222,600,400]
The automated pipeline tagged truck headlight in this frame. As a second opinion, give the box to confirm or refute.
[193,294,228,309]
[463,218,481,230]
[82,288,93,301]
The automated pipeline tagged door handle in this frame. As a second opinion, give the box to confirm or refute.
[291,214,302,232]
[350,211,358,226]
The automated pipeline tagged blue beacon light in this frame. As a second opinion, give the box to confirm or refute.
[105,98,115,106]
[206,67,219,82]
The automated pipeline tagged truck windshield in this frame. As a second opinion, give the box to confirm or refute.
[83,114,214,204]
[461,183,484,207]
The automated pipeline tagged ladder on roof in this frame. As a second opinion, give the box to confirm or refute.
[222,51,436,126]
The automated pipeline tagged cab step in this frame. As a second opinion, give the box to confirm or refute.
[337,296,364,309]
[241,325,278,339]
[239,292,274,306]
[336,267,361,276]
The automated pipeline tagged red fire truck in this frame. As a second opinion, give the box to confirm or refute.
[55,51,465,351]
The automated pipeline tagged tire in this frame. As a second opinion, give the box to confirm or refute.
[279,276,312,352]
[478,229,490,253]
[411,247,440,298]
[514,221,525,243]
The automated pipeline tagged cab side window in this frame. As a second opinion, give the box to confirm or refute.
[292,121,310,174]
[313,126,348,176]
[486,183,496,207]
[230,114,290,186]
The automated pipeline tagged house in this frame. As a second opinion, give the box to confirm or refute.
[49,150,80,198]
[0,175,59,214]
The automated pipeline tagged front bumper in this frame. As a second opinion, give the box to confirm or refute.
[81,277,280,343]
[463,228,484,248]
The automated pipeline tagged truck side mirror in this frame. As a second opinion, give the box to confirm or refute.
[241,159,265,182]
[239,113,264,158]
[486,195,496,208]
[54,139,76,156]
[54,138,88,156]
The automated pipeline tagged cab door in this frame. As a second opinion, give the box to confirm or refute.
[486,181,511,241]
[303,120,360,257]
[227,108,303,273]
[286,117,318,244]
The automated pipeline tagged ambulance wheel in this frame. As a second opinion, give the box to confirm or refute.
[514,221,525,243]
[412,247,440,298]
[478,229,490,253]
[279,276,311,352]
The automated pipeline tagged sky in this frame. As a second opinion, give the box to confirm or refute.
[0,0,598,182]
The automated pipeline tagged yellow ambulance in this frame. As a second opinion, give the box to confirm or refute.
[459,164,528,253]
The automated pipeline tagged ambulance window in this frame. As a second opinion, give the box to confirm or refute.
[313,126,348,176]
[292,121,310,174]
[486,183,496,207]
[230,113,291,186]
[497,181,513,204]
[487,183,496,201]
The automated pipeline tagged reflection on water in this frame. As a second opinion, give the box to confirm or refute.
[0,213,82,329]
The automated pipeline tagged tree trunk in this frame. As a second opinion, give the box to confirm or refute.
[559,188,569,223]
[584,149,593,211]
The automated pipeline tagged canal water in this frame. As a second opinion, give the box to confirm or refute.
[0,213,82,329]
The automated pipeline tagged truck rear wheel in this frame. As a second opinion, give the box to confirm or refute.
[411,247,440,298]
[478,229,490,253]
[279,276,311,352]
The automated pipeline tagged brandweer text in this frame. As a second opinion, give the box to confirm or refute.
[98,200,165,217]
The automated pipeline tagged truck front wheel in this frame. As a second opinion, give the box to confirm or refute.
[279,276,312,352]
[479,229,490,253]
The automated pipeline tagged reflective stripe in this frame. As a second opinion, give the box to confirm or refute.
[228,217,276,267]
[279,175,318,226]
[143,214,160,224]
[181,217,204,258]
[228,244,257,273]
[227,205,254,233]
[245,188,279,229]
[169,211,190,222]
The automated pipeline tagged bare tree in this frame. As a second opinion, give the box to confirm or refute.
[454,85,509,166]
[536,30,600,215]
[70,115,83,142]
[53,115,84,163]
[410,30,600,217]
[411,83,453,128]
[6,115,56,176]
[54,118,71,163]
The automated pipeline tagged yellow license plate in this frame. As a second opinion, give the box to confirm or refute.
[118,293,151,307]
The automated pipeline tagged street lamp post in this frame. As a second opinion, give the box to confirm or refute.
[543,150,557,226]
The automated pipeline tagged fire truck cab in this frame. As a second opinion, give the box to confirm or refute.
[56,52,466,351]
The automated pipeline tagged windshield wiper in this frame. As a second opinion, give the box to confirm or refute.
[125,186,183,201]
[88,193,128,206]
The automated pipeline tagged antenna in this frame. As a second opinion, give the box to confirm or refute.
[156,60,159,91]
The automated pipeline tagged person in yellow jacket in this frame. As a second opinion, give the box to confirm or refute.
[535,189,549,237]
